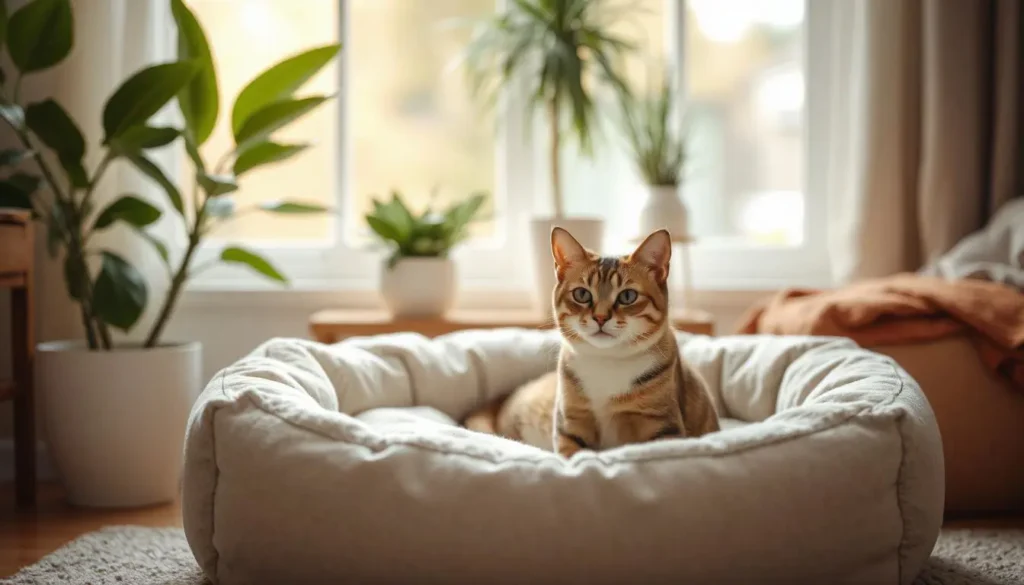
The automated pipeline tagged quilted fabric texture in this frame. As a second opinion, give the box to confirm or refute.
[181,329,944,585]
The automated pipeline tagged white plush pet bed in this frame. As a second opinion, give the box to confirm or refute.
[181,329,944,585]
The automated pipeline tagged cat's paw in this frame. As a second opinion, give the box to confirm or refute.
[555,432,589,458]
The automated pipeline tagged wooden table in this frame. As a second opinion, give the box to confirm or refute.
[309,308,715,344]
[0,210,35,508]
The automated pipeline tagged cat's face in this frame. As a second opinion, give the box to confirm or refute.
[550,228,672,354]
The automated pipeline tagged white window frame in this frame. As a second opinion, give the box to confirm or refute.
[185,0,834,302]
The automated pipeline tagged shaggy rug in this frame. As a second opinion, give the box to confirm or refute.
[3,526,1023,584]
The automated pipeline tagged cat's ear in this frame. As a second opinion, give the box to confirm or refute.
[631,229,672,282]
[551,227,587,274]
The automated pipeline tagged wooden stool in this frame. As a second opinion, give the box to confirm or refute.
[0,209,35,507]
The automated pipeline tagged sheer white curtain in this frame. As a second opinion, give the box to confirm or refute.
[16,0,178,342]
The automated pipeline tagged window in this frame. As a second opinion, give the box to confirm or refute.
[187,0,340,244]
[185,0,832,295]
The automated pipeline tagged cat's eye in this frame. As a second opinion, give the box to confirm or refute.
[571,287,592,304]
[616,289,639,305]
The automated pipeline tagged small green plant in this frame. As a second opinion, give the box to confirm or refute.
[0,0,339,350]
[618,71,689,186]
[365,191,487,269]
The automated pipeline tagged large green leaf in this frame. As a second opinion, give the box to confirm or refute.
[0,148,32,167]
[234,96,329,150]
[220,246,287,283]
[0,2,8,50]
[197,172,237,197]
[231,44,340,135]
[93,195,162,229]
[0,172,40,208]
[259,200,328,214]
[24,99,82,159]
[7,172,40,193]
[0,180,32,208]
[102,61,200,142]
[92,251,148,331]
[24,98,87,187]
[233,141,308,176]
[365,215,402,243]
[7,0,72,74]
[171,0,218,145]
[445,192,487,231]
[110,125,180,152]
[125,152,184,214]
[369,193,414,242]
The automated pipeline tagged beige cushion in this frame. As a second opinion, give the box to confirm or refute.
[869,337,1024,513]
[181,331,944,585]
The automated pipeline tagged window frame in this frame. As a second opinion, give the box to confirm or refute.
[185,0,835,298]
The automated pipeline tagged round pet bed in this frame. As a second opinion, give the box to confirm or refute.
[181,329,944,585]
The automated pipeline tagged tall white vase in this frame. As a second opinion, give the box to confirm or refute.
[529,217,604,315]
[36,341,202,508]
[638,184,690,240]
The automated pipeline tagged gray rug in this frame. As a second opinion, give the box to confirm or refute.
[3,526,1023,584]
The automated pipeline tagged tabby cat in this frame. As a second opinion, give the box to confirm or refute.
[464,227,720,457]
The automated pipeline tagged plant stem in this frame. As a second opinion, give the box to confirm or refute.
[81,153,114,212]
[18,132,111,348]
[143,186,209,348]
[548,97,564,220]
[143,232,199,348]
[65,231,108,350]
[79,304,98,349]
[214,149,235,175]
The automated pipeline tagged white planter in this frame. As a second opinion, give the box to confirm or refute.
[529,217,604,314]
[36,341,202,508]
[638,184,690,240]
[380,257,455,318]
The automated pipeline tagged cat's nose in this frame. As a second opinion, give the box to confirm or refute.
[593,314,609,327]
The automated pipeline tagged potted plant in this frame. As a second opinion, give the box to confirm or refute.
[619,71,691,241]
[461,0,635,310]
[0,0,339,507]
[365,190,486,318]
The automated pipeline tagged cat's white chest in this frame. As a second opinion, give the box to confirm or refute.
[572,353,657,405]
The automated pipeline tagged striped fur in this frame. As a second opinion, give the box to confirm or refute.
[462,228,720,456]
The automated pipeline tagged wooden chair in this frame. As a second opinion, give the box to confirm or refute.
[1,209,35,507]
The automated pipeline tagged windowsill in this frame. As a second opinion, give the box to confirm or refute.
[178,280,781,312]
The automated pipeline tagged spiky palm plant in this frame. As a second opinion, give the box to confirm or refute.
[619,71,689,186]
[461,0,635,219]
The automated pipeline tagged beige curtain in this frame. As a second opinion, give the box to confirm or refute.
[826,0,1023,284]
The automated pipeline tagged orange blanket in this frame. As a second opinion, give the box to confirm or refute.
[736,274,1024,389]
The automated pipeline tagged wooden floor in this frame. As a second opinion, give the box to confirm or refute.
[1,482,1023,579]
[0,482,182,578]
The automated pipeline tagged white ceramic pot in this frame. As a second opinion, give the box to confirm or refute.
[638,184,690,240]
[380,257,455,318]
[36,341,202,508]
[529,217,604,314]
